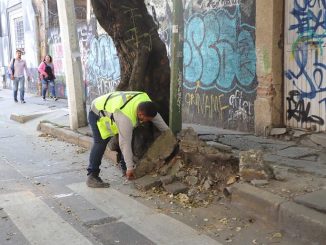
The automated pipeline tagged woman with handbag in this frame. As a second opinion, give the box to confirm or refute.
[38,55,57,101]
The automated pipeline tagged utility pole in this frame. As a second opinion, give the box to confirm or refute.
[169,0,184,134]
[57,0,87,130]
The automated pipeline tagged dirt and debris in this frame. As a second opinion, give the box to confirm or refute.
[135,127,239,207]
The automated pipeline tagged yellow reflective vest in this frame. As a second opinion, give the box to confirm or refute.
[91,91,151,139]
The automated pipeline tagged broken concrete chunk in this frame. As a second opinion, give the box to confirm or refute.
[186,176,198,186]
[168,159,184,176]
[239,150,274,181]
[134,130,177,178]
[292,130,308,138]
[189,169,198,176]
[270,128,287,136]
[198,134,218,142]
[178,128,207,153]
[176,171,186,179]
[203,179,213,190]
[206,141,232,152]
[160,175,175,185]
[134,175,162,191]
[163,182,189,195]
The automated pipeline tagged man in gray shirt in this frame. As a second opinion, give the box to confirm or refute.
[8,49,30,103]
[87,91,170,188]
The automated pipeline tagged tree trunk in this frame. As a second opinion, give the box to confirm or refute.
[91,0,170,123]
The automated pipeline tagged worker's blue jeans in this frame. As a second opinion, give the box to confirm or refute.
[87,110,126,176]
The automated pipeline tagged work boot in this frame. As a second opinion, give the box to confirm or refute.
[86,174,110,188]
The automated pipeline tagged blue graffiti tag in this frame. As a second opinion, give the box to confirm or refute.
[87,35,120,85]
[285,0,326,111]
[183,6,256,92]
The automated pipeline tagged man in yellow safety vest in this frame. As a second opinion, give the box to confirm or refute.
[87,91,170,188]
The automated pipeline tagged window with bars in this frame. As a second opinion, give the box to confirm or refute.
[14,17,24,51]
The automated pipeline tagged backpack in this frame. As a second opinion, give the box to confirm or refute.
[7,58,15,79]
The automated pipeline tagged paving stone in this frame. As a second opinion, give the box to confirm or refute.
[277,146,318,159]
[163,182,189,195]
[206,141,232,152]
[292,130,308,138]
[310,134,326,148]
[251,179,269,187]
[294,190,326,213]
[270,128,287,136]
[198,134,218,141]
[134,176,162,191]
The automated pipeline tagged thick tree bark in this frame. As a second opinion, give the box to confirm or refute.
[91,0,170,123]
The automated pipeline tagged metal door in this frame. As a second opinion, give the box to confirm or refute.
[284,1,326,131]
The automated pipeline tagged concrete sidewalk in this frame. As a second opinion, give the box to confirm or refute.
[2,88,326,244]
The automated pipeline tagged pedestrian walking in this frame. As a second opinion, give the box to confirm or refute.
[87,91,170,188]
[7,49,31,103]
[38,55,57,101]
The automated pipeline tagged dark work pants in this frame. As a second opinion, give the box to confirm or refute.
[87,110,126,176]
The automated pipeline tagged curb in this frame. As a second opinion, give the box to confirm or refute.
[231,183,326,244]
[38,121,326,244]
[38,122,117,163]
[10,112,49,123]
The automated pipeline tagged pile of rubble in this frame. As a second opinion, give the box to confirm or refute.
[134,127,239,206]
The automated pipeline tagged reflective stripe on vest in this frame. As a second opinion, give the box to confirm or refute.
[92,91,151,139]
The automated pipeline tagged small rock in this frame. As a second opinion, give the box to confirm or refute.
[227,176,237,185]
[273,168,287,181]
[135,175,162,191]
[176,171,186,179]
[160,175,175,185]
[163,182,189,195]
[250,179,269,187]
[177,193,190,206]
[272,232,282,239]
[194,193,208,203]
[203,179,213,190]
[189,169,198,176]
[204,218,209,222]
[187,188,197,197]
[186,176,198,186]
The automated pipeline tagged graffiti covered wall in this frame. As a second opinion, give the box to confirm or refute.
[86,33,120,102]
[182,0,257,131]
[47,3,120,102]
[284,0,326,131]
[146,0,257,131]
